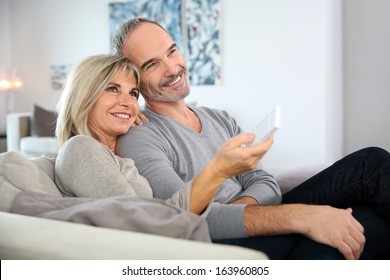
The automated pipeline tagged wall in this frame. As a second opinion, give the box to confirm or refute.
[0,0,11,66]
[2,0,343,171]
[343,0,390,153]
[8,0,111,112]
[210,0,343,171]
[0,0,12,133]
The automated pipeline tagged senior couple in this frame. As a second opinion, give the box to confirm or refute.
[55,18,390,260]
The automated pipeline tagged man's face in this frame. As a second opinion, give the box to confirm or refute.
[123,23,190,103]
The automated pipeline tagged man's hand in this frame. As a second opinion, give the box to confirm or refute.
[243,204,365,260]
[133,112,149,127]
[300,206,365,260]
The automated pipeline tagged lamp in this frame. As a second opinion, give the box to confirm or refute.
[0,68,24,115]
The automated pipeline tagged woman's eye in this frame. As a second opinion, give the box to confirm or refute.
[106,86,117,93]
[130,90,139,99]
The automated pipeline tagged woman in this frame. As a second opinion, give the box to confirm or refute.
[55,54,273,215]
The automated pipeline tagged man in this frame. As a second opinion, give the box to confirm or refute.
[114,18,390,259]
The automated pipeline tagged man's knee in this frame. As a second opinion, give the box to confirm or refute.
[363,146,390,163]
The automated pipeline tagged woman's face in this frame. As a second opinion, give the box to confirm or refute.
[88,69,140,142]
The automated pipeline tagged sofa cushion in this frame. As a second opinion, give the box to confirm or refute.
[20,137,60,157]
[30,104,57,137]
[274,164,327,194]
[0,151,61,212]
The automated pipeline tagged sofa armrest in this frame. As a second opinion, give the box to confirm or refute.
[6,113,31,153]
[0,212,268,260]
[274,164,328,194]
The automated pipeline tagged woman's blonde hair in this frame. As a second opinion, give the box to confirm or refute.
[56,55,140,146]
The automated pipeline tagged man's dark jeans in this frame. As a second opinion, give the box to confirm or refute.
[214,147,390,259]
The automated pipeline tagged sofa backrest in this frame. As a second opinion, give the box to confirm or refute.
[0,151,62,212]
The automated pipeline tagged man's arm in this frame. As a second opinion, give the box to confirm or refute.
[232,168,281,205]
[222,111,282,206]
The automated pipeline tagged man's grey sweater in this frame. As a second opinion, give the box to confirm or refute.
[117,106,281,239]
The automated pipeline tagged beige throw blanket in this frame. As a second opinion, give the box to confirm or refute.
[11,191,211,242]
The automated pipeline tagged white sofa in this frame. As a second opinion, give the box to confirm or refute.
[6,112,59,158]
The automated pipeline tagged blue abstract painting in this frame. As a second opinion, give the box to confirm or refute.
[109,0,222,86]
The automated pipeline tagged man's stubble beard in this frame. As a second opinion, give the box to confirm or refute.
[140,77,191,103]
[140,89,190,103]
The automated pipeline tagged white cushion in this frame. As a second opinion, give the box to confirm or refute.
[20,137,59,157]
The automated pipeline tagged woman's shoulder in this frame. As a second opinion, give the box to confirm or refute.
[57,135,116,166]
[60,135,104,154]
[64,135,98,145]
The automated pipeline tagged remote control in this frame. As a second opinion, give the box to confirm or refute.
[249,105,282,145]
